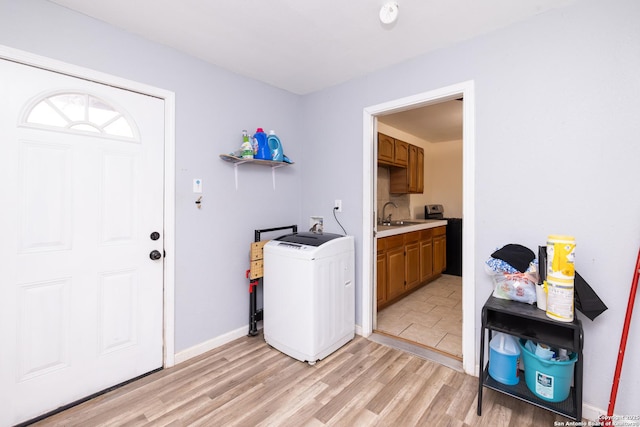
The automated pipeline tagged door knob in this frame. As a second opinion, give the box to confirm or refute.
[149,250,162,260]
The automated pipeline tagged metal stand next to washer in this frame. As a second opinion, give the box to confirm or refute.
[248,225,297,337]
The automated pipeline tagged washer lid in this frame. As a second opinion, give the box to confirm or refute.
[274,232,343,247]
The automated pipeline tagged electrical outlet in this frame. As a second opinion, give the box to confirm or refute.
[334,199,342,212]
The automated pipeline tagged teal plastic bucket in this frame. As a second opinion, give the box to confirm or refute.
[488,332,520,385]
[518,339,577,402]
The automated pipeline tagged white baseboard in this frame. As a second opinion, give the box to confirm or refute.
[582,402,605,423]
[176,322,359,365]
[174,323,259,365]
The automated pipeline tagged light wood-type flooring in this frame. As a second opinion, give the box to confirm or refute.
[32,332,569,426]
[376,274,463,359]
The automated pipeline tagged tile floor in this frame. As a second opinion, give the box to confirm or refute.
[375,274,462,359]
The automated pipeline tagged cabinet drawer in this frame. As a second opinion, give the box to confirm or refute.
[381,234,404,249]
[433,226,446,236]
[404,231,420,244]
[420,229,433,240]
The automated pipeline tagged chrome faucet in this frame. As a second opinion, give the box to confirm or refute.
[381,201,398,225]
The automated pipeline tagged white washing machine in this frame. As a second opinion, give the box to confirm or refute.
[263,232,355,364]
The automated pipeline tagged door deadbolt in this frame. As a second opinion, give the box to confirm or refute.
[150,231,160,241]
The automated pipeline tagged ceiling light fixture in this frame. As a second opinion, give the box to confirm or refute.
[379,1,399,25]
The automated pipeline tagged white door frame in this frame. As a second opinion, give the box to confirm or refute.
[362,81,476,375]
[1,45,177,367]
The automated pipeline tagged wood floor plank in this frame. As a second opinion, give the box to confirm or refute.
[312,344,404,423]
[446,371,478,421]
[321,383,385,427]
[265,399,324,427]
[181,356,301,425]
[415,383,458,425]
[144,348,283,424]
[31,333,573,427]
[233,368,331,427]
[380,381,440,426]
[313,355,378,406]
[365,357,425,415]
[255,381,327,427]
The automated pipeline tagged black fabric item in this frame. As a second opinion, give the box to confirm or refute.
[538,246,547,282]
[491,244,536,273]
[574,271,608,321]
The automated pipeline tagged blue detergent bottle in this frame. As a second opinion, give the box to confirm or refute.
[267,130,284,162]
[253,128,271,160]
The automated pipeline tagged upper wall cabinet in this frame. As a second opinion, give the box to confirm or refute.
[378,132,424,194]
[390,144,424,194]
[378,133,408,167]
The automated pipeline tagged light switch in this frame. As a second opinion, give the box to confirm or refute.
[193,178,203,193]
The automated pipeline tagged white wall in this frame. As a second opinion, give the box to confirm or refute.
[300,0,640,417]
[1,0,639,418]
[0,0,303,353]
[420,139,463,218]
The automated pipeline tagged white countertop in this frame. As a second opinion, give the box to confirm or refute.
[376,219,447,238]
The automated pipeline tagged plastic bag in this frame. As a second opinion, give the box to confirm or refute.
[485,260,539,304]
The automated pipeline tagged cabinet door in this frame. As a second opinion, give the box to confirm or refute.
[416,147,424,193]
[408,144,418,193]
[394,140,409,167]
[389,143,424,194]
[386,245,406,300]
[378,133,395,165]
[376,252,387,307]
[405,241,420,289]
[433,232,447,274]
[420,237,434,282]
[389,166,409,194]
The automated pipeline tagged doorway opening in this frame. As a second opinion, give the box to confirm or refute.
[361,81,476,375]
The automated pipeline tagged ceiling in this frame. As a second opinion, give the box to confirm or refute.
[378,99,463,142]
[47,0,577,142]
[49,0,577,95]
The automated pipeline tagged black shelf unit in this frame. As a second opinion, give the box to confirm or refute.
[477,296,583,421]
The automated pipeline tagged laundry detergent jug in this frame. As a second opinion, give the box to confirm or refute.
[267,130,284,162]
[488,332,520,385]
[253,128,271,160]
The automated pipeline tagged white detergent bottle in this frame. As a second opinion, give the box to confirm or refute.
[267,130,284,162]
[240,130,253,159]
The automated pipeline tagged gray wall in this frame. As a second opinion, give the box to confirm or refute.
[300,0,640,416]
[0,0,303,351]
[2,0,639,417]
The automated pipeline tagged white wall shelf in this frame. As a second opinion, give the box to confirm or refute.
[219,154,293,190]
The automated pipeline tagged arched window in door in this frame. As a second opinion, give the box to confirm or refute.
[22,92,139,141]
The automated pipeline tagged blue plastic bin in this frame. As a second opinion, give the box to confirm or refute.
[518,339,577,402]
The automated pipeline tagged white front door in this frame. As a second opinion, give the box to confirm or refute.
[0,59,165,426]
